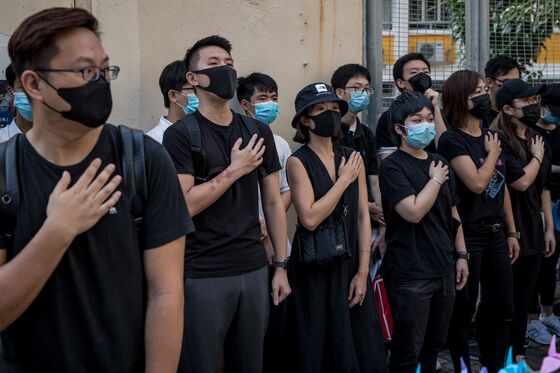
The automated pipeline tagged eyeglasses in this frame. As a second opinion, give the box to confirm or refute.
[493,77,514,86]
[511,95,541,109]
[34,66,120,82]
[344,86,374,95]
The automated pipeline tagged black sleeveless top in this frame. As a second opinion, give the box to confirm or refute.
[291,144,360,270]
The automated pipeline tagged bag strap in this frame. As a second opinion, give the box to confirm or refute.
[239,115,266,178]
[0,134,21,232]
[119,125,147,228]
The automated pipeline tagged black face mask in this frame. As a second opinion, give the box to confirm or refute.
[408,73,432,93]
[40,75,112,128]
[193,65,237,100]
[469,93,492,119]
[518,104,541,127]
[308,110,342,138]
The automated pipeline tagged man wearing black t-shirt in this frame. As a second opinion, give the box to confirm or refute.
[163,36,290,373]
[376,53,446,162]
[0,8,191,373]
[482,56,521,128]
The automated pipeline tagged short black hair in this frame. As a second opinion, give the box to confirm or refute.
[387,91,434,145]
[392,53,431,82]
[183,35,232,72]
[330,64,371,91]
[5,63,16,88]
[159,60,187,108]
[484,55,521,79]
[236,73,278,104]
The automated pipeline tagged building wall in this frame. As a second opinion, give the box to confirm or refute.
[0,0,364,237]
[0,0,363,141]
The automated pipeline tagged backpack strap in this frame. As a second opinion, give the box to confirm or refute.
[0,135,21,233]
[119,125,147,228]
[239,115,266,178]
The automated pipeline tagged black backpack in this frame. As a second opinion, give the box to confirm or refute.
[177,113,263,183]
[0,125,147,241]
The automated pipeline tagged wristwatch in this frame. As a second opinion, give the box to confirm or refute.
[454,251,469,261]
[507,231,521,239]
[274,259,289,269]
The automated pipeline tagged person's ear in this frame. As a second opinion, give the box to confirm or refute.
[503,105,514,116]
[20,70,45,102]
[240,99,254,115]
[485,77,494,89]
[396,79,406,91]
[168,90,179,105]
[335,88,346,100]
[299,115,314,129]
[394,123,405,136]
[186,71,198,87]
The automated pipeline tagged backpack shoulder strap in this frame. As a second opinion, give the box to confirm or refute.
[177,114,217,182]
[119,125,147,225]
[239,115,261,135]
[0,135,21,232]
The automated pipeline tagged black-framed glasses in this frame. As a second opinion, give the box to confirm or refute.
[344,86,374,95]
[493,77,513,86]
[35,66,120,82]
[511,96,541,108]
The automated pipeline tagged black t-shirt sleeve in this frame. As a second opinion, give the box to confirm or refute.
[162,123,194,175]
[141,138,194,250]
[380,158,416,208]
[365,126,378,175]
[499,134,526,183]
[438,131,469,161]
[375,111,396,151]
[257,121,282,177]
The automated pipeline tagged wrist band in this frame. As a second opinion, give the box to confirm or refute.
[431,176,443,185]
[533,156,542,165]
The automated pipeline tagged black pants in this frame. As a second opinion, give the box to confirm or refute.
[178,266,269,373]
[446,230,514,373]
[263,266,289,373]
[510,254,542,356]
[386,273,455,373]
[529,231,560,314]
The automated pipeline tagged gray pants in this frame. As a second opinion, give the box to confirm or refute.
[179,266,269,373]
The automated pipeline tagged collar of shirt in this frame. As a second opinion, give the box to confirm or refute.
[0,118,23,143]
[158,116,173,130]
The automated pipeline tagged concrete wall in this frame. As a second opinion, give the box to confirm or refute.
[0,0,364,234]
[0,0,364,143]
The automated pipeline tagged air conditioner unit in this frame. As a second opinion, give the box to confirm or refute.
[416,42,445,63]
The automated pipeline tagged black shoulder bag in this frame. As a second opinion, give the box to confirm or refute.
[296,189,352,267]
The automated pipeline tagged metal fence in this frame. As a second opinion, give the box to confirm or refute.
[368,0,560,120]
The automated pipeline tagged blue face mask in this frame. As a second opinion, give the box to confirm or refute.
[348,91,370,113]
[176,91,199,114]
[13,91,33,121]
[543,111,560,126]
[401,121,435,149]
[253,101,280,125]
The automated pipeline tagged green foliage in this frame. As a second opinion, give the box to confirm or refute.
[448,0,560,81]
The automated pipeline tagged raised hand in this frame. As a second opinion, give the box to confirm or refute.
[46,159,122,240]
[230,134,266,176]
[530,136,545,163]
[338,151,362,186]
[428,160,449,184]
[484,132,501,155]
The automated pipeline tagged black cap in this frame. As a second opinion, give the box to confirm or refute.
[291,83,348,128]
[541,83,560,117]
[495,79,547,110]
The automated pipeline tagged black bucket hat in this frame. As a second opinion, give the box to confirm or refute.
[541,83,560,118]
[291,82,348,128]
[495,79,547,110]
